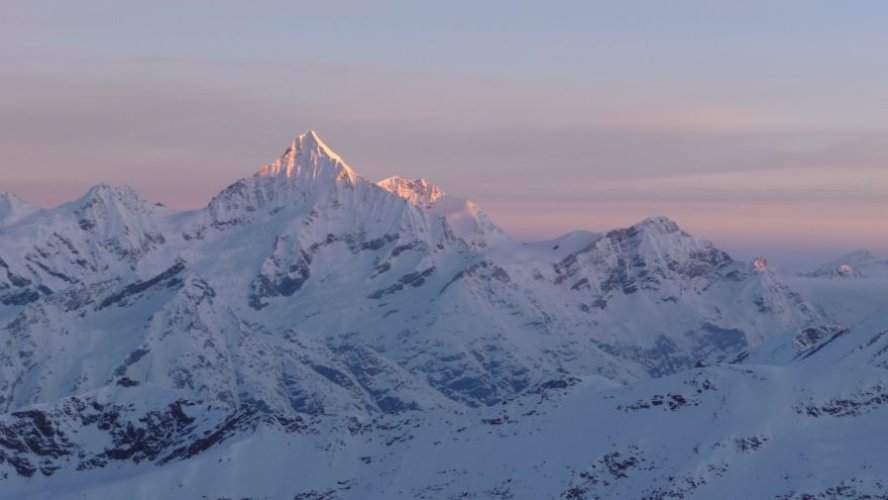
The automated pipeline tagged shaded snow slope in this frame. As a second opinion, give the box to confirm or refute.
[0,130,872,499]
[3,308,887,499]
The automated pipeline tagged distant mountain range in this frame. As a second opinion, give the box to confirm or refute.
[802,250,888,279]
[0,131,885,499]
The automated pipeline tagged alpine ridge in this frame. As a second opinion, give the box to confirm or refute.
[0,131,884,499]
[377,174,503,248]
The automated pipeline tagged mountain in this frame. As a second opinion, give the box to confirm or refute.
[2,308,886,500]
[804,250,888,279]
[376,176,504,248]
[785,250,888,334]
[0,193,39,228]
[0,131,882,499]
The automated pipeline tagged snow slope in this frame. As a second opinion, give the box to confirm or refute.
[377,175,504,248]
[2,309,886,499]
[0,130,881,499]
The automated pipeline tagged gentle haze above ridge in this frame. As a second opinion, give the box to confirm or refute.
[1,1,887,268]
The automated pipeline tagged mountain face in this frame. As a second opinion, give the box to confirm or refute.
[376,175,503,248]
[0,131,883,499]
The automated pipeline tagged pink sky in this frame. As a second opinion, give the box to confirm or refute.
[1,2,887,268]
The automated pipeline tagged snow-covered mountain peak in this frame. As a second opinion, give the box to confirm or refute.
[377,175,504,247]
[630,215,682,235]
[753,257,769,271]
[0,192,37,226]
[64,183,163,221]
[283,130,337,161]
[608,215,710,258]
[257,130,358,184]
[0,192,26,208]
[377,176,445,209]
[205,131,370,227]
[805,249,887,278]
[2,130,874,499]
[76,183,139,204]
[589,215,735,286]
[835,264,859,277]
